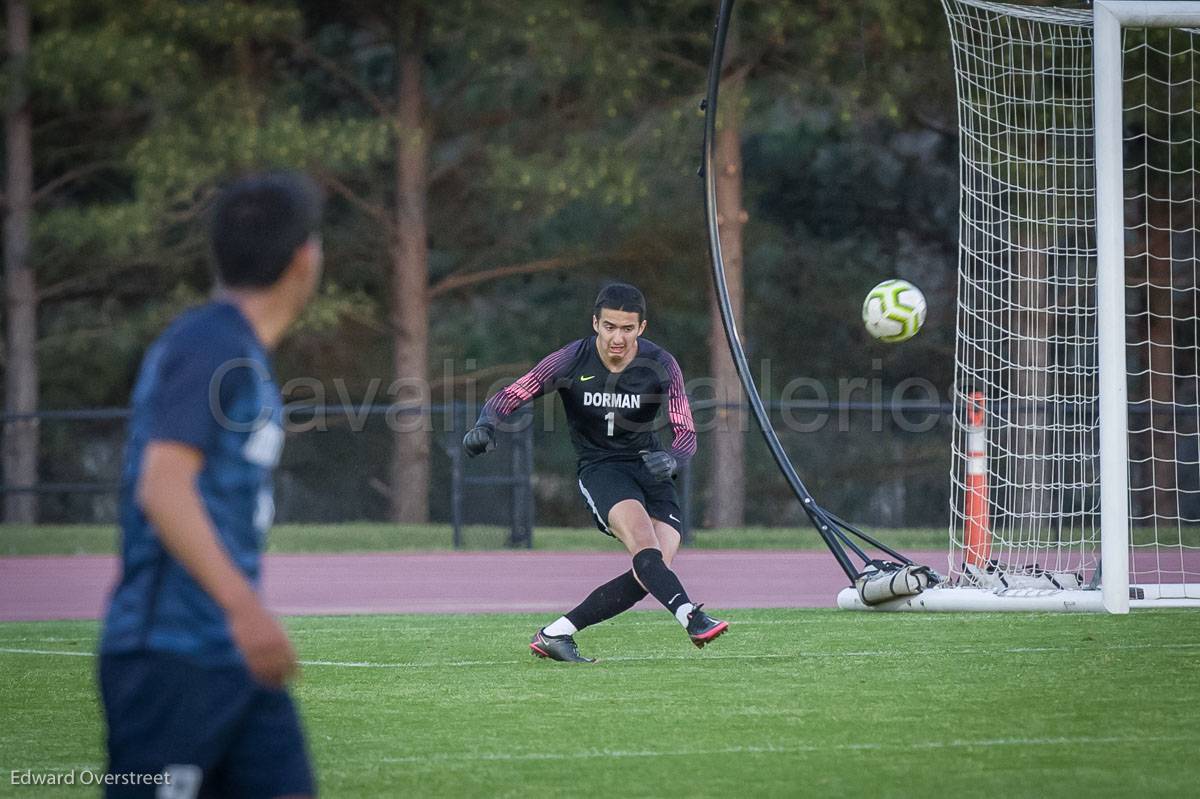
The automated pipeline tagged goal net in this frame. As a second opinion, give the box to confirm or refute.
[861,0,1200,611]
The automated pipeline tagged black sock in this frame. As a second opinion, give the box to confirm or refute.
[631,548,691,615]
[564,570,648,632]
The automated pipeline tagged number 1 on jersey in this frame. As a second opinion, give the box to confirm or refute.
[604,411,615,437]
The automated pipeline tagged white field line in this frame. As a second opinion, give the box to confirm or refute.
[0,636,94,642]
[0,647,94,657]
[0,618,820,644]
[0,612,1182,641]
[378,735,1198,765]
[3,641,1199,669]
[281,612,1114,631]
[6,733,1194,775]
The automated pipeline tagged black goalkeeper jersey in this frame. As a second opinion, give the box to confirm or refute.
[477,336,697,468]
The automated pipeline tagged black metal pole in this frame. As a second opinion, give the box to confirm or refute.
[522,420,534,548]
[451,446,464,549]
[509,425,521,547]
[680,459,693,545]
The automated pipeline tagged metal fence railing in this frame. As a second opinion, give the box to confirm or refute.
[1,399,956,545]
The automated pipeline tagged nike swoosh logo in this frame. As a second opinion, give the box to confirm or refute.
[669,593,681,604]
[669,514,681,523]
[580,375,596,382]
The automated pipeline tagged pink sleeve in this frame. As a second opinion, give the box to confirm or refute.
[663,353,697,461]
[478,341,578,426]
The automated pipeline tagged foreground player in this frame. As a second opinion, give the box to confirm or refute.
[463,283,728,662]
[99,173,322,797]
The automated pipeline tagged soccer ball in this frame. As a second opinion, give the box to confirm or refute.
[862,279,926,343]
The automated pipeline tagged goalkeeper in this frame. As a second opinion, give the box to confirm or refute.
[463,283,728,662]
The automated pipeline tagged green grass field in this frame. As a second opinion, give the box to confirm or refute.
[2,609,1198,797]
[7,523,1194,557]
[0,523,949,556]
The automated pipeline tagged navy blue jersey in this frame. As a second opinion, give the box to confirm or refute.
[101,302,284,667]
[479,336,697,467]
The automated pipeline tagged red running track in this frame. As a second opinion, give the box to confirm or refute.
[0,550,945,622]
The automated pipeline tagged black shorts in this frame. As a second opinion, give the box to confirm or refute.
[98,651,315,798]
[577,459,683,536]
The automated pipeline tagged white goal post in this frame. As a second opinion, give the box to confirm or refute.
[840,0,1200,613]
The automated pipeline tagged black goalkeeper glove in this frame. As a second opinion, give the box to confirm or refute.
[462,425,496,457]
[641,450,677,481]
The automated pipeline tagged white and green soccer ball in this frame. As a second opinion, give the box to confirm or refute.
[862,279,926,343]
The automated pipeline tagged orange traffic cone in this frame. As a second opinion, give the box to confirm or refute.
[964,391,991,568]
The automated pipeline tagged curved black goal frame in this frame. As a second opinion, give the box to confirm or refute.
[701,0,918,583]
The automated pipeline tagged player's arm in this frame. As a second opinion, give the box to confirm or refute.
[642,352,697,480]
[136,343,302,691]
[137,441,296,688]
[463,341,579,457]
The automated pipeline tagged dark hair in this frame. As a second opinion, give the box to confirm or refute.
[210,171,323,288]
[593,282,646,322]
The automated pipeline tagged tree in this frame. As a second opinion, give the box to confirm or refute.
[706,16,748,529]
[389,6,432,523]
[2,0,968,529]
[282,2,434,522]
[698,0,954,527]
[3,0,37,522]
[289,1,675,523]
[1,1,325,520]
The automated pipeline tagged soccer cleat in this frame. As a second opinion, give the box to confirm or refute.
[529,629,596,663]
[685,604,728,648]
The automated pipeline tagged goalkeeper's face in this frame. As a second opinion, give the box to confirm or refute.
[593,308,646,364]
